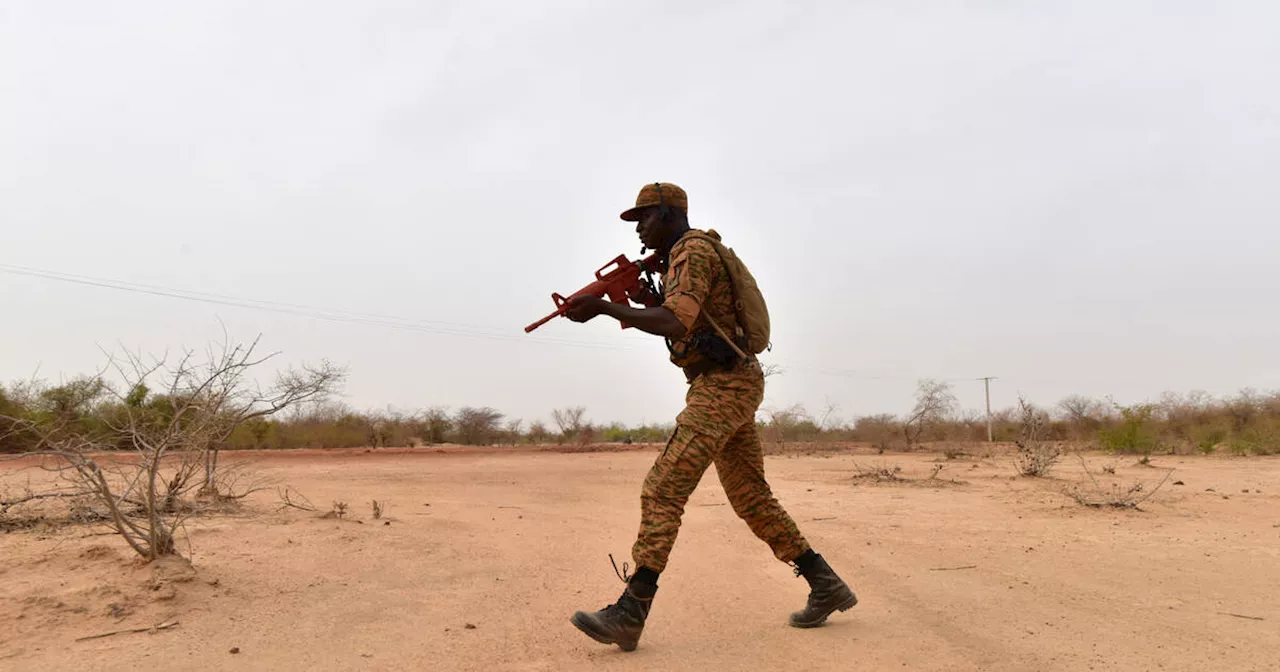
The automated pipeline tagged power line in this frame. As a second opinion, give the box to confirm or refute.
[2,262,1002,386]
[0,262,646,351]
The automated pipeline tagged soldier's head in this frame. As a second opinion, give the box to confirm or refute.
[620,182,690,251]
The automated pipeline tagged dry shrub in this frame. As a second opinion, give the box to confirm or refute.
[324,501,349,519]
[1013,396,1062,477]
[852,461,904,482]
[1067,455,1173,510]
[276,485,316,512]
[1,334,342,560]
[851,461,964,488]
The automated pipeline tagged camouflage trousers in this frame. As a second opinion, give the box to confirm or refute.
[631,362,811,573]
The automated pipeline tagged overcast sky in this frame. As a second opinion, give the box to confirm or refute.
[3,1,1278,428]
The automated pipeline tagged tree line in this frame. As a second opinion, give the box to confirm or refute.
[4,372,1278,456]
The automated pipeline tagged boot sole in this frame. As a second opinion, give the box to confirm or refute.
[570,612,639,652]
[789,592,858,629]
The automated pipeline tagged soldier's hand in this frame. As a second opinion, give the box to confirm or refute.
[564,295,606,323]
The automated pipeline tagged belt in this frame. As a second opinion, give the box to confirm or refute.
[682,359,723,382]
[683,357,760,382]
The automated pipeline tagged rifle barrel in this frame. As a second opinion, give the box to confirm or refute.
[524,309,562,333]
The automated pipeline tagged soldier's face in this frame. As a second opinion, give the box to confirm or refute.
[635,207,666,249]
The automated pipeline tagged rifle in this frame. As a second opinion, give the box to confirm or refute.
[524,252,663,332]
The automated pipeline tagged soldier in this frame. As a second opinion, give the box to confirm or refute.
[561,182,857,652]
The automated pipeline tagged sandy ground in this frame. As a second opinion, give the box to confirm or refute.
[2,446,1278,671]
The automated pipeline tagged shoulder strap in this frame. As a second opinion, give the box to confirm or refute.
[677,230,750,361]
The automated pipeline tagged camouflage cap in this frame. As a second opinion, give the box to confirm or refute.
[620,182,688,221]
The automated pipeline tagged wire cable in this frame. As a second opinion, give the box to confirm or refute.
[0,262,648,351]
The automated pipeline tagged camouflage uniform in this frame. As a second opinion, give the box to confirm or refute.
[630,231,811,573]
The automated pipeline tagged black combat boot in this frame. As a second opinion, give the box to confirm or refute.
[570,579,657,652]
[790,552,857,628]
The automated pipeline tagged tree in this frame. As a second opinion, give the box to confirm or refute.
[527,421,550,444]
[504,418,524,446]
[817,396,840,431]
[551,407,586,443]
[420,406,452,445]
[763,404,812,447]
[453,407,504,445]
[1057,395,1105,439]
[904,379,956,448]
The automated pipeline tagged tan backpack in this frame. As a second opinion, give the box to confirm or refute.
[681,229,771,357]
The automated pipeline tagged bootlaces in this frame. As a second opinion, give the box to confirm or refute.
[609,553,632,583]
[587,554,634,614]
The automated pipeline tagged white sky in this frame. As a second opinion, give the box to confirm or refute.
[3,1,1278,428]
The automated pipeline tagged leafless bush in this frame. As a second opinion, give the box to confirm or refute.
[852,461,904,482]
[1,333,343,560]
[1067,455,1173,510]
[371,499,384,519]
[1013,396,1062,477]
[277,485,316,512]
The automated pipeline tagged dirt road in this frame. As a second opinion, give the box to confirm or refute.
[3,448,1278,671]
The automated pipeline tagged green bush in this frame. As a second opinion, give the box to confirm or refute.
[1098,404,1160,455]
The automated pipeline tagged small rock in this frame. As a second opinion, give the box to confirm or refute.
[1206,488,1215,492]
[465,623,477,630]
[1242,489,1249,494]
[230,647,240,654]
[1222,495,1230,500]
[384,521,391,526]
[1173,481,1184,485]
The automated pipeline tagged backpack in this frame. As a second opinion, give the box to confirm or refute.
[681,229,772,356]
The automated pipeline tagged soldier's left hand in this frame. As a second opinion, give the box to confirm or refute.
[564,295,605,322]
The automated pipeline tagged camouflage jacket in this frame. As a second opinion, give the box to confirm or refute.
[660,230,743,369]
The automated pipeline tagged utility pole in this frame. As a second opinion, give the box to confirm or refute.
[980,377,997,442]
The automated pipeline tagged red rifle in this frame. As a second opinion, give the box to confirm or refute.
[524,253,663,333]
